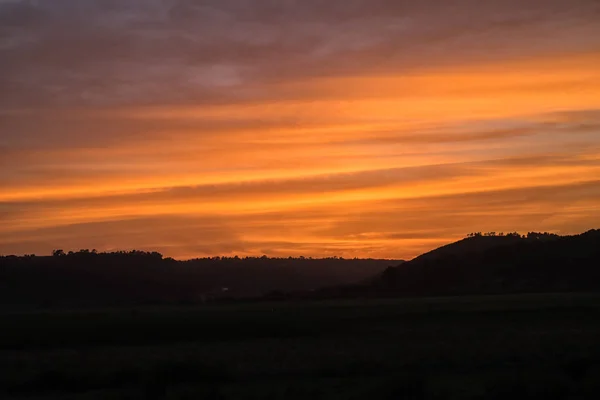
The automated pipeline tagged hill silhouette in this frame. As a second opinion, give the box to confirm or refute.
[0,252,398,309]
[2,229,599,308]
[340,229,600,297]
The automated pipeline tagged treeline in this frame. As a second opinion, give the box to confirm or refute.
[40,249,366,261]
[466,231,560,239]
[0,252,397,309]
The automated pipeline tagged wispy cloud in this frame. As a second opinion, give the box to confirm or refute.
[1,0,600,258]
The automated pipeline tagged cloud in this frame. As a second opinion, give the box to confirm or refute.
[3,150,600,233]
[3,107,599,201]
[2,178,599,259]
[1,0,599,107]
[2,1,600,258]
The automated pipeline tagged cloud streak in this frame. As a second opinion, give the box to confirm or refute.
[1,0,600,258]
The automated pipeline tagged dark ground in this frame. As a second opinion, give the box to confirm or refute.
[2,293,600,399]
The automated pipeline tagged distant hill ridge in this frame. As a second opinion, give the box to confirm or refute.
[367,229,600,296]
[0,253,398,308]
[2,229,598,307]
[411,231,557,263]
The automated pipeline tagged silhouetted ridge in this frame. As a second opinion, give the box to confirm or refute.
[368,229,600,296]
[411,234,523,263]
[0,251,398,308]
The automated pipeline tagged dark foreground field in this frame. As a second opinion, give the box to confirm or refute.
[3,294,600,399]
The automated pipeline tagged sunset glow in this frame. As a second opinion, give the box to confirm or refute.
[2,0,600,259]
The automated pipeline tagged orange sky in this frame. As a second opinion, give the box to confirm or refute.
[1,1,600,259]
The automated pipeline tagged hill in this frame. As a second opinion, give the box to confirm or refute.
[0,252,398,309]
[359,229,600,297]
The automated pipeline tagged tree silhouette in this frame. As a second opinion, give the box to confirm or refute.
[52,249,65,257]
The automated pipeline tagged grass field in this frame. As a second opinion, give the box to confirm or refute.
[2,293,600,399]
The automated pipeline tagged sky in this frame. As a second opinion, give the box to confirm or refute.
[1,0,600,260]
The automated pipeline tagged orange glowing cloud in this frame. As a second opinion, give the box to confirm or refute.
[2,0,600,258]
